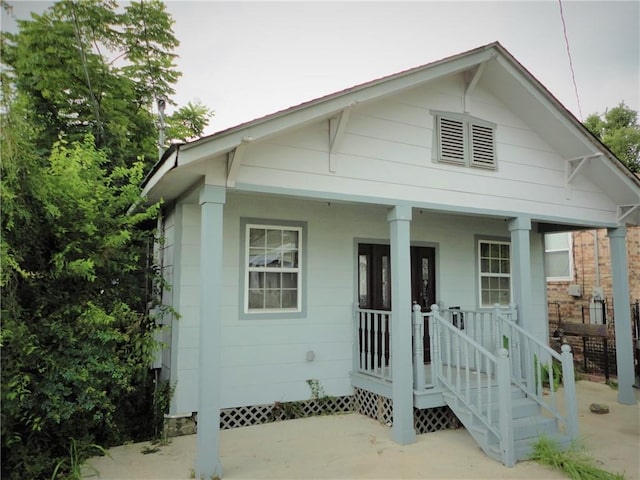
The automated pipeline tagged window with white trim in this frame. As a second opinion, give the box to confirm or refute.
[245,224,302,313]
[544,232,572,281]
[433,111,497,169]
[479,240,511,307]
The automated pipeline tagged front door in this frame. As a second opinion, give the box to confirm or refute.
[358,243,436,362]
[410,247,436,362]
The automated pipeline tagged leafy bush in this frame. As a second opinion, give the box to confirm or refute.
[534,354,563,392]
[1,137,163,479]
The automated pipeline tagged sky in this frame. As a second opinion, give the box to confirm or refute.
[2,1,639,136]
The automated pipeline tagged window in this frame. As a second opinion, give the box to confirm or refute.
[545,232,572,280]
[479,240,511,307]
[432,111,497,169]
[245,223,302,313]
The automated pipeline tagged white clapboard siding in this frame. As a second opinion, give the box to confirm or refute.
[165,192,549,413]
[227,76,617,225]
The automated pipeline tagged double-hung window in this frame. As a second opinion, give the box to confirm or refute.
[245,223,302,313]
[432,111,497,169]
[544,232,572,281]
[479,240,511,307]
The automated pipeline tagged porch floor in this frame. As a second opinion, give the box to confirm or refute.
[352,363,499,410]
[355,363,497,390]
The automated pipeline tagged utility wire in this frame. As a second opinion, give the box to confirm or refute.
[558,0,584,121]
[70,2,105,145]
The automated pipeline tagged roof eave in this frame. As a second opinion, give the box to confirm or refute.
[491,43,640,190]
[141,146,180,200]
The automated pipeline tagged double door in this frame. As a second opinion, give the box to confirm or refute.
[358,243,435,362]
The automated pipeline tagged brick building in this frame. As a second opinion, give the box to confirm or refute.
[546,226,640,376]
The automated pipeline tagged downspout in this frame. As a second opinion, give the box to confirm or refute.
[593,230,600,288]
[157,98,167,159]
[592,230,603,326]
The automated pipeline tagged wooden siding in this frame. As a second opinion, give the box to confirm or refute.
[169,204,202,413]
[159,209,175,382]
[220,74,616,226]
[168,193,549,413]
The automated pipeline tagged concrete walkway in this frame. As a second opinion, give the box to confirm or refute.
[90,381,639,479]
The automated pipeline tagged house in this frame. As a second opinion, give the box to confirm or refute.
[545,226,640,377]
[142,42,640,478]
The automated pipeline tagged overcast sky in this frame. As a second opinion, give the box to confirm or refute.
[3,1,639,136]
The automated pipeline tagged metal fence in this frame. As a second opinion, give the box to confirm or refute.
[549,299,640,381]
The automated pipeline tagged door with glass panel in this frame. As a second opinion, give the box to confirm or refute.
[410,247,436,363]
[358,244,436,363]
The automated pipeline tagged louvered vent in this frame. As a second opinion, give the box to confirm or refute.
[470,123,496,168]
[439,117,466,164]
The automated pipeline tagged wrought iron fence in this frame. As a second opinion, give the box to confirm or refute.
[548,298,640,381]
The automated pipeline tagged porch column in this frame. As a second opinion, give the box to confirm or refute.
[508,217,533,331]
[607,227,637,405]
[387,204,416,445]
[196,185,225,478]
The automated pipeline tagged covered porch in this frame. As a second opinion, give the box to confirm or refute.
[344,203,635,448]
[351,301,580,465]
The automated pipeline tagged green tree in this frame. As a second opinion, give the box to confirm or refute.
[584,102,640,173]
[0,118,164,478]
[1,0,188,169]
[166,100,215,143]
[0,1,209,477]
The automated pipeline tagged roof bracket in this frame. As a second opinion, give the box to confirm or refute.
[565,153,602,198]
[463,63,485,113]
[226,136,252,187]
[617,204,640,225]
[328,104,353,172]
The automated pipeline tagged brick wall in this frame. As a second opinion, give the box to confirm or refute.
[547,226,640,369]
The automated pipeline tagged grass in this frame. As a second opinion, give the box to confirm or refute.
[51,439,110,480]
[530,436,626,480]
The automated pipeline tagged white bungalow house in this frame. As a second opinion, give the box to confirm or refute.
[142,42,640,478]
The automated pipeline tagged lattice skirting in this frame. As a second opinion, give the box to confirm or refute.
[413,406,460,434]
[219,395,353,430]
[353,387,393,425]
[167,391,458,437]
[353,387,459,434]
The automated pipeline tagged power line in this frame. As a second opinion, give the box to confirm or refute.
[558,0,584,121]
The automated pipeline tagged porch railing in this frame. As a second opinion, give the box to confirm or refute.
[418,304,515,466]
[493,306,578,439]
[353,306,391,382]
[412,303,578,460]
[439,307,516,352]
[354,302,578,443]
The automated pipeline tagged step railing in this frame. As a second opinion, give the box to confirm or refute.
[437,307,518,353]
[493,305,578,440]
[416,304,515,466]
[353,306,392,381]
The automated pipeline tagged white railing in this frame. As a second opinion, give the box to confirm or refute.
[354,307,392,382]
[416,304,514,466]
[357,301,578,445]
[493,305,578,440]
[439,307,516,352]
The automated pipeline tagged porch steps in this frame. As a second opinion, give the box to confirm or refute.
[442,388,571,465]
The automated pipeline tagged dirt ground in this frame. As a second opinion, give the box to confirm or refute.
[90,380,639,479]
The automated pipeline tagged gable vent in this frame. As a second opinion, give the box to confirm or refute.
[470,123,496,168]
[439,117,466,164]
[432,110,497,170]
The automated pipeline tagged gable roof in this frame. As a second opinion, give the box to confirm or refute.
[142,42,640,223]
